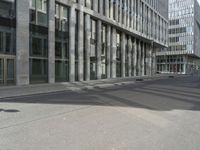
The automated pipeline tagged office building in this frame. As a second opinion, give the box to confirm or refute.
[156,0,200,74]
[0,0,168,85]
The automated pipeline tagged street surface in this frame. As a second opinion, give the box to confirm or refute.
[0,75,200,150]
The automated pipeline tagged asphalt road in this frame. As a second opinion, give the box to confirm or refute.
[0,75,200,150]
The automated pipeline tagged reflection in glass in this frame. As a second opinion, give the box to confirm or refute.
[55,3,69,82]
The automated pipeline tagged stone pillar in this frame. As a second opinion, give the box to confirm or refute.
[106,25,111,78]
[152,48,156,76]
[16,0,30,85]
[138,0,141,32]
[78,10,84,81]
[86,0,91,8]
[121,33,126,78]
[130,0,134,29]
[141,42,145,76]
[127,0,130,27]
[119,0,122,25]
[111,28,117,78]
[128,36,132,77]
[69,7,76,82]
[105,0,109,17]
[85,14,91,81]
[134,0,137,30]
[110,0,113,19]
[115,0,119,22]
[48,0,55,84]
[123,1,126,26]
[133,39,137,76]
[93,0,98,12]
[99,0,103,14]
[138,40,141,76]
[97,20,102,80]
[149,44,152,76]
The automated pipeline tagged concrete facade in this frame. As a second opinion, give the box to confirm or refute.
[157,0,200,74]
[0,0,168,86]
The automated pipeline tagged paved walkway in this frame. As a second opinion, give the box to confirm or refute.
[0,74,184,99]
[0,75,200,150]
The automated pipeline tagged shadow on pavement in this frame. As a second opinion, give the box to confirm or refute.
[0,109,20,113]
[0,76,200,111]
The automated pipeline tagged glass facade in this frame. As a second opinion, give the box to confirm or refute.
[30,0,48,83]
[0,0,167,86]
[55,3,69,82]
[157,0,200,74]
[0,0,16,85]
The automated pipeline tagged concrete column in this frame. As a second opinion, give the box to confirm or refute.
[141,42,145,76]
[78,10,84,81]
[48,0,55,84]
[142,3,145,34]
[138,0,141,32]
[115,0,119,22]
[86,0,91,8]
[110,0,113,19]
[133,39,137,76]
[149,44,152,76]
[105,0,109,17]
[97,20,102,80]
[138,40,141,76]
[152,48,156,76]
[127,0,130,27]
[69,7,76,82]
[106,25,111,78]
[93,0,98,12]
[79,0,84,5]
[123,1,126,26]
[119,0,122,25]
[16,0,29,85]
[128,36,132,77]
[111,28,117,78]
[85,14,91,81]
[134,0,137,30]
[130,0,134,29]
[99,0,103,14]
[121,33,126,78]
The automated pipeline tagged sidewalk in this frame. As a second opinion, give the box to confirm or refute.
[0,74,186,99]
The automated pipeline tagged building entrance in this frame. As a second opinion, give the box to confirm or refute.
[0,56,15,85]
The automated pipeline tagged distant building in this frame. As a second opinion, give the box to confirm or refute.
[0,0,168,86]
[156,0,200,74]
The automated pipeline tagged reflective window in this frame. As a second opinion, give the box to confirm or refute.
[55,3,69,82]
[30,0,48,83]
[0,0,16,55]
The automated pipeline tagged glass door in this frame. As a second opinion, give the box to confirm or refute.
[6,59,15,84]
[0,57,15,85]
[0,59,3,85]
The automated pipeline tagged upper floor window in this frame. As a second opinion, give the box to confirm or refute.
[30,0,48,26]
[31,0,47,13]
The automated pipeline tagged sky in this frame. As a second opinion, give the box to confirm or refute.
[198,0,200,5]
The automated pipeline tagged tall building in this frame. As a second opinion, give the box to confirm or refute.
[0,0,168,86]
[156,0,200,74]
